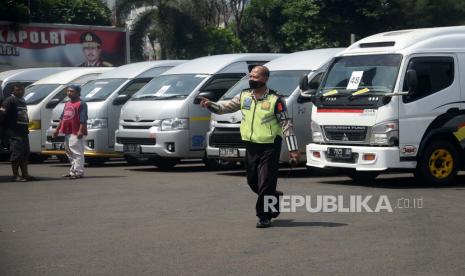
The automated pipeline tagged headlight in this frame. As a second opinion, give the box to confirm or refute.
[160,118,188,131]
[87,118,108,129]
[311,120,324,143]
[28,120,41,130]
[370,120,398,146]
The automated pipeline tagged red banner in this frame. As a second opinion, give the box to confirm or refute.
[0,22,128,69]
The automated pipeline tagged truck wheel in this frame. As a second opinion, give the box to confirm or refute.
[151,158,178,170]
[415,140,459,185]
[344,169,380,183]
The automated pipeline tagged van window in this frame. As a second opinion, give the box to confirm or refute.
[402,57,454,103]
[24,84,61,105]
[199,73,244,101]
[131,74,208,100]
[221,70,310,100]
[81,78,126,102]
[117,78,151,97]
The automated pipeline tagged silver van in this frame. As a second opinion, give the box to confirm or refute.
[44,61,185,165]
[115,54,283,169]
[25,67,113,162]
[205,49,344,166]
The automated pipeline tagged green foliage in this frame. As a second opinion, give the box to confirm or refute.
[0,0,112,26]
[204,27,245,54]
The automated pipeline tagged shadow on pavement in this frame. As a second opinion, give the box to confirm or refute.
[318,174,465,189]
[272,219,347,228]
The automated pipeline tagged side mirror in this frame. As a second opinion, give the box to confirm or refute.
[46,98,61,109]
[406,69,418,95]
[299,75,309,91]
[113,94,130,105]
[194,91,216,104]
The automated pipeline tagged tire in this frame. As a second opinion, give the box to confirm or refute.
[29,153,49,163]
[124,154,142,165]
[56,155,69,163]
[344,169,380,183]
[151,157,178,170]
[415,140,460,185]
[86,157,108,167]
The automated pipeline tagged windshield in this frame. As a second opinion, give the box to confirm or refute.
[131,74,208,100]
[319,54,402,95]
[79,78,127,102]
[221,70,310,100]
[24,84,61,105]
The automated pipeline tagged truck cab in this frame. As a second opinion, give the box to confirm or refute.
[307,26,465,185]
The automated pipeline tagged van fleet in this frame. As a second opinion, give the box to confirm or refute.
[115,54,282,169]
[306,26,465,185]
[26,67,112,162]
[205,48,344,167]
[44,61,185,165]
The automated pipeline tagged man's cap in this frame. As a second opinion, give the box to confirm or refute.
[68,84,81,93]
[80,32,102,48]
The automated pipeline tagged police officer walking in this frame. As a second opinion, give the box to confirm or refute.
[201,65,300,228]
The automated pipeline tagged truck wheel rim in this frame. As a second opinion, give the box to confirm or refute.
[428,149,453,179]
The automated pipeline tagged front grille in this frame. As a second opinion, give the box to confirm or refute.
[47,136,65,142]
[209,127,245,148]
[123,119,154,123]
[323,125,368,142]
[122,125,152,129]
[116,137,156,145]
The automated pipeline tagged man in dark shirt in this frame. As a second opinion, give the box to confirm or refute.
[0,84,36,181]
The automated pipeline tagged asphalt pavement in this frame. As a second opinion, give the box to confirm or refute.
[1,160,465,275]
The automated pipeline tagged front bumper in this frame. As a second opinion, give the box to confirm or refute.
[115,129,203,159]
[306,143,415,170]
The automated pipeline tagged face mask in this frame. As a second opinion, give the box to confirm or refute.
[249,80,265,89]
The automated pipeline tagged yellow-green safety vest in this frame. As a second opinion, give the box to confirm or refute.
[240,90,282,143]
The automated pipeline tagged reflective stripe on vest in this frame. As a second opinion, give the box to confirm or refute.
[240,90,282,143]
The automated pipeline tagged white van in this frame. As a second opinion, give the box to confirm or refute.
[25,67,113,162]
[0,67,73,160]
[306,26,465,185]
[115,54,283,169]
[44,61,185,165]
[205,49,344,168]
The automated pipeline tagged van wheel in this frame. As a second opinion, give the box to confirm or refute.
[29,153,48,163]
[204,157,232,170]
[56,155,69,163]
[124,155,142,165]
[151,158,178,170]
[344,169,380,183]
[86,157,108,167]
[415,140,459,185]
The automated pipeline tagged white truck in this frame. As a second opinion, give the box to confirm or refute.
[306,26,465,185]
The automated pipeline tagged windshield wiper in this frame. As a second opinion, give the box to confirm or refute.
[154,94,186,100]
[132,95,158,100]
[84,98,105,102]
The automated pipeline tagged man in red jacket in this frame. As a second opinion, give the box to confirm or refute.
[53,84,88,179]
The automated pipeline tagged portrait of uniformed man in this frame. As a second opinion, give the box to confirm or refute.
[78,32,113,67]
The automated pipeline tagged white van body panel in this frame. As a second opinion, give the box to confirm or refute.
[205,49,345,163]
[44,61,186,158]
[27,68,112,153]
[115,54,283,161]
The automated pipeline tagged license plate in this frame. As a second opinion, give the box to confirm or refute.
[53,143,64,150]
[219,147,239,158]
[327,147,352,159]
[124,144,140,153]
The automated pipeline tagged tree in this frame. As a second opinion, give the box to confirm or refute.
[0,0,112,26]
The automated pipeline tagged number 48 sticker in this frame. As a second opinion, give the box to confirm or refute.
[346,71,364,90]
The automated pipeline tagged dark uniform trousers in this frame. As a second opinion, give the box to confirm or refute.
[245,136,282,219]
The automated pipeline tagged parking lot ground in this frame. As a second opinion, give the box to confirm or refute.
[1,160,465,275]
